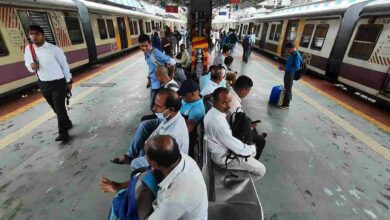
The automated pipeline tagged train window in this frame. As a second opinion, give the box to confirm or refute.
[310,24,329,50]
[300,24,314,48]
[0,32,9,56]
[145,22,151,33]
[17,11,56,45]
[106,19,115,38]
[348,24,383,60]
[269,24,282,41]
[128,19,135,35]
[133,21,139,35]
[97,19,108,40]
[64,14,84,45]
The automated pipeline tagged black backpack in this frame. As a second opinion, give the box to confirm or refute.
[229,108,253,145]
[294,52,306,81]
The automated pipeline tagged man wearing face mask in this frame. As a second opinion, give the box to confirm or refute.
[100,135,208,220]
[111,89,188,169]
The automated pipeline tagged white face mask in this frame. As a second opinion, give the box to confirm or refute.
[155,109,170,120]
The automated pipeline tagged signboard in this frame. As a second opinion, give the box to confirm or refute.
[219,11,227,16]
[230,0,240,4]
[166,5,178,13]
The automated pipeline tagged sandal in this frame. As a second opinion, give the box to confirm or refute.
[110,154,132,164]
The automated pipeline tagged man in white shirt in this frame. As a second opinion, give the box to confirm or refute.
[204,87,266,180]
[155,66,179,92]
[100,135,208,220]
[213,45,231,66]
[228,76,267,159]
[24,25,73,142]
[200,67,225,99]
[111,89,189,170]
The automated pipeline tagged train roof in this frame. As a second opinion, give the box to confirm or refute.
[0,0,185,22]
[361,0,390,16]
[237,0,370,22]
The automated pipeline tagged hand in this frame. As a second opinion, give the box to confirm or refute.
[66,83,72,91]
[146,78,151,88]
[31,62,39,71]
[99,177,120,193]
[250,122,258,129]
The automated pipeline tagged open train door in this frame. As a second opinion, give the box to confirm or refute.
[259,22,268,49]
[281,20,299,58]
[238,23,243,40]
[116,17,128,49]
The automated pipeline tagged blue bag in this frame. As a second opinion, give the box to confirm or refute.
[269,85,283,105]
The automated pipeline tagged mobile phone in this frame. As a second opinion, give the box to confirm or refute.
[251,120,261,124]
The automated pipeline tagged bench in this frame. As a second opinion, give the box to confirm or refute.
[194,122,264,220]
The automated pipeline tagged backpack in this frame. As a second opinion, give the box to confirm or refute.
[229,107,253,145]
[293,52,306,81]
[109,169,158,220]
[243,36,251,49]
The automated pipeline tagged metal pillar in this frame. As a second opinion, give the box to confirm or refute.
[189,0,212,78]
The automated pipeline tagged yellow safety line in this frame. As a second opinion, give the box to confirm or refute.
[253,61,390,160]
[0,59,142,151]
[252,55,390,133]
[0,52,141,122]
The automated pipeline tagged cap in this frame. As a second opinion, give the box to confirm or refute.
[177,79,199,96]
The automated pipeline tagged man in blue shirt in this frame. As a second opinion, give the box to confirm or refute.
[279,42,302,109]
[138,34,176,110]
[177,79,205,133]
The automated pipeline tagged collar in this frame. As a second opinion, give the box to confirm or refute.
[182,98,203,106]
[34,41,48,49]
[210,80,219,87]
[211,107,227,118]
[161,112,181,128]
[158,154,185,190]
[230,87,241,103]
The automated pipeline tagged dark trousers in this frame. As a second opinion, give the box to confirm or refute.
[150,89,159,111]
[243,47,251,62]
[283,72,294,107]
[38,78,71,135]
[252,129,266,159]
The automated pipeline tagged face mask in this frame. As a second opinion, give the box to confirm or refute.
[155,109,170,120]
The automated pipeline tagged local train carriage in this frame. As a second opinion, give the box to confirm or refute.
[339,0,390,104]
[0,0,184,97]
[214,0,390,105]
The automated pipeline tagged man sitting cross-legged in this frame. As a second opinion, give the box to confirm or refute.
[110,89,188,170]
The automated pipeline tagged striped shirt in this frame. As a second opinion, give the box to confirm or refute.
[148,154,208,220]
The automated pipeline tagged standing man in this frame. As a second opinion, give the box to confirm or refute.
[242,33,251,63]
[279,42,302,109]
[138,34,176,110]
[228,29,238,56]
[24,25,73,142]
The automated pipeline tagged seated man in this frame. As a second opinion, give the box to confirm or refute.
[111,89,188,170]
[228,75,266,158]
[199,65,218,92]
[177,79,205,133]
[204,87,266,180]
[101,135,208,220]
[213,45,231,66]
[200,66,225,99]
[155,66,179,92]
[223,55,236,75]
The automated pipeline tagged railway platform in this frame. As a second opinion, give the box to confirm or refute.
[0,45,389,220]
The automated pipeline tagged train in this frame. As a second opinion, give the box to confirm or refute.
[0,0,186,97]
[213,0,390,105]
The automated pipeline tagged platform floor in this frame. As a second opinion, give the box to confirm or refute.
[0,46,389,220]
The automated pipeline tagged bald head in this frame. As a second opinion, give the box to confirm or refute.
[155,66,170,78]
[145,135,181,168]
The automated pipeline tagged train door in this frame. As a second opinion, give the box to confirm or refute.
[282,20,299,57]
[116,17,128,49]
[138,19,144,34]
[259,22,268,49]
[248,22,254,34]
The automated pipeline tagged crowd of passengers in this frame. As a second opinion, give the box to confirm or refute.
[99,32,267,220]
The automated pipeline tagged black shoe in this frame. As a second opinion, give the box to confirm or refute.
[55,133,70,142]
[111,154,133,165]
[67,121,73,130]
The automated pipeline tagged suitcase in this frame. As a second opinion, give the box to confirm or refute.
[269,85,286,107]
